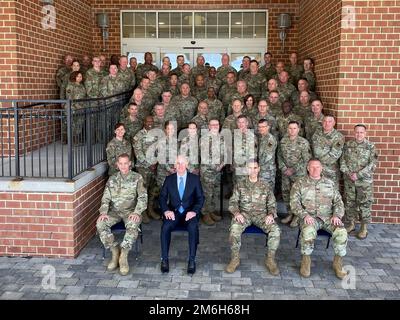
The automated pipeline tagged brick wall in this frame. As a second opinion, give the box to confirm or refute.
[91,0,299,63]
[298,0,400,223]
[0,175,107,258]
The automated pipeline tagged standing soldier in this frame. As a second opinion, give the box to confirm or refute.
[257,119,277,191]
[178,63,192,87]
[244,60,266,102]
[259,52,276,81]
[121,103,143,144]
[237,56,251,80]
[278,121,312,227]
[171,55,185,77]
[207,66,222,95]
[290,159,348,279]
[165,73,180,98]
[293,91,313,122]
[132,116,160,223]
[106,123,132,176]
[56,54,73,91]
[287,52,304,86]
[100,63,125,98]
[302,57,316,92]
[191,55,209,84]
[199,119,226,225]
[117,55,136,91]
[226,159,280,275]
[304,99,324,142]
[218,71,237,115]
[340,124,378,239]
[251,99,278,140]
[191,74,208,102]
[85,56,105,99]
[97,153,147,276]
[60,60,80,99]
[267,90,282,118]
[216,54,237,86]
[179,122,200,175]
[277,71,297,103]
[153,103,168,130]
[191,101,210,131]
[205,87,225,125]
[170,83,198,130]
[136,52,159,83]
[311,115,344,189]
[290,78,317,107]
[276,101,304,141]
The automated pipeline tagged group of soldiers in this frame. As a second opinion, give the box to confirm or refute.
[56,51,378,278]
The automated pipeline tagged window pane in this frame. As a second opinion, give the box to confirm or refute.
[182,13,192,26]
[158,12,169,26]
[171,25,181,38]
[122,12,133,25]
[147,26,156,38]
[255,12,266,25]
[231,26,241,38]
[171,12,181,25]
[207,12,217,25]
[243,26,253,38]
[135,12,145,25]
[122,26,133,38]
[195,25,205,38]
[243,12,253,26]
[159,25,169,38]
[231,12,242,26]
[182,26,192,38]
[146,13,156,26]
[135,25,145,38]
[194,13,206,26]
[218,12,229,25]
[254,26,266,38]
[218,26,229,38]
[206,26,217,38]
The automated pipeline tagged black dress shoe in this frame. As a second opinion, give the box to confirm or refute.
[187,260,196,275]
[161,259,169,273]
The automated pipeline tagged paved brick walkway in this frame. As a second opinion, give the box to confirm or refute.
[1,217,399,300]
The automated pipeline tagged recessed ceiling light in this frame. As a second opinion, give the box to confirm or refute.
[159,22,165,25]
[235,22,242,25]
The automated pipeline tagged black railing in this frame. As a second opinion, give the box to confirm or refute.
[0,90,132,180]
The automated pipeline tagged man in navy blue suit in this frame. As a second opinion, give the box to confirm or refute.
[159,155,205,274]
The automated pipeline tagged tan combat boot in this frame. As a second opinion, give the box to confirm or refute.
[119,248,130,276]
[346,220,355,233]
[332,255,348,279]
[141,211,150,224]
[265,251,280,276]
[281,214,293,224]
[201,213,215,226]
[357,223,368,240]
[210,211,222,222]
[225,253,240,273]
[300,255,311,278]
[106,246,120,271]
[289,216,299,228]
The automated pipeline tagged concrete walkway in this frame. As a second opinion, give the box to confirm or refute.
[0,218,399,300]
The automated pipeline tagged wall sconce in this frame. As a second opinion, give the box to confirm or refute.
[97,13,109,52]
[277,13,291,54]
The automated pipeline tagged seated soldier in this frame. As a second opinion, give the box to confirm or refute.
[225,159,281,276]
[96,153,148,276]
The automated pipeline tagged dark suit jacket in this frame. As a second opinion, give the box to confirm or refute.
[159,172,205,216]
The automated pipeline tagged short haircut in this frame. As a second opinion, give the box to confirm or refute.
[114,122,125,130]
[169,73,178,78]
[269,90,279,95]
[128,102,138,108]
[117,153,130,161]
[164,120,175,129]
[243,56,251,61]
[187,121,198,128]
[288,120,300,127]
[250,59,259,65]
[177,55,184,59]
[354,124,367,130]
[264,52,272,57]
[208,118,220,124]
[308,158,321,165]
[304,57,315,65]
[237,115,248,121]
[258,119,269,126]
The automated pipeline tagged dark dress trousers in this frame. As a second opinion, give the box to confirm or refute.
[159,172,205,261]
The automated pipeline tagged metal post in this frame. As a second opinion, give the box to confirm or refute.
[86,105,92,169]
[12,101,21,179]
[66,100,73,180]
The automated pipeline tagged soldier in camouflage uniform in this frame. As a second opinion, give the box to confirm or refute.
[273,61,286,81]
[216,54,237,86]
[161,90,180,124]
[257,119,277,191]
[311,115,344,189]
[179,122,200,175]
[199,119,226,225]
[225,159,280,275]
[152,103,168,130]
[191,74,208,102]
[132,116,160,223]
[206,66,222,95]
[121,103,143,144]
[164,73,180,98]
[278,121,312,227]
[222,99,243,132]
[304,99,324,141]
[191,101,209,131]
[290,158,348,279]
[237,56,251,80]
[293,91,313,122]
[56,54,73,92]
[191,55,209,84]
[80,54,92,76]
[60,60,80,99]
[171,54,185,77]
[260,78,278,101]
[277,71,297,104]
[135,52,159,83]
[106,123,132,176]
[267,90,282,118]
[170,83,198,130]
[100,64,125,98]
[121,87,152,121]
[243,60,266,102]
[340,124,378,239]
[157,64,171,90]
[290,78,318,107]
[251,100,278,140]
[276,101,304,140]
[242,94,257,119]
[85,56,105,99]
[117,55,136,92]
[302,58,316,92]
[218,71,237,115]
[205,87,225,125]
[129,56,137,77]
[227,80,249,115]
[259,52,276,81]
[147,70,164,101]
[97,153,147,276]
[287,52,304,86]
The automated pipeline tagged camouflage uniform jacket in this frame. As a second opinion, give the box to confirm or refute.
[243,72,266,100]
[276,112,304,140]
[204,98,225,124]
[287,64,304,86]
[65,82,87,110]
[170,95,198,128]
[304,113,324,141]
[179,135,200,172]
[206,77,222,95]
[293,103,313,121]
[278,82,297,103]
[100,75,125,97]
[191,114,209,131]
[251,112,278,137]
[99,171,147,217]
[218,83,237,109]
[303,71,316,92]
[136,63,159,82]
[121,116,143,143]
[290,176,344,221]
[311,128,344,170]
[191,65,209,83]
[56,66,71,88]
[237,69,250,81]
[85,68,104,98]
[340,139,378,184]
[191,86,208,102]
[132,128,159,168]
[117,68,136,91]
[259,64,276,81]
[290,90,318,106]
[229,178,277,218]
[199,132,226,171]
[216,65,237,85]
[171,66,183,77]
[106,138,132,171]
[278,136,311,177]
[152,115,167,130]
[257,133,277,173]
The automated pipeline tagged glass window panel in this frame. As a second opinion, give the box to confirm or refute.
[182,13,192,26]
[122,26,134,38]
[123,12,134,25]
[231,12,242,26]
[254,26,266,38]
[194,13,206,26]
[218,26,229,38]
[182,26,192,38]
[195,26,205,38]
[255,12,266,25]
[243,12,254,26]
[231,26,242,38]
[158,12,169,26]
[171,25,181,38]
[218,12,229,25]
[243,25,253,38]
[207,12,218,25]
[135,25,145,38]
[147,26,156,38]
[146,13,156,26]
[206,26,217,38]
[171,12,181,25]
[135,12,145,25]
[158,25,169,38]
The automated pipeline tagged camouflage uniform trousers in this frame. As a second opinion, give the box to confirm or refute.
[136,167,158,207]
[323,166,340,190]
[343,177,373,224]
[200,167,222,215]
[281,174,301,214]
[259,169,276,192]
[97,212,141,251]
[229,212,281,255]
[300,218,348,257]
